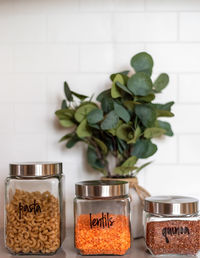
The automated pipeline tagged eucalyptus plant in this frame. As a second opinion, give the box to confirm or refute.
[55,52,174,178]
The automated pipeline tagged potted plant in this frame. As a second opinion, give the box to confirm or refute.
[55,52,174,238]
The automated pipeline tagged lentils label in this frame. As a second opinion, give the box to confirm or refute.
[89,212,115,229]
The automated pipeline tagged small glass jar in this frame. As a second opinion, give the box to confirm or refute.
[144,195,200,256]
[74,180,131,256]
[5,162,64,255]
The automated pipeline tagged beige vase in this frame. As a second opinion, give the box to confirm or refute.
[102,177,150,239]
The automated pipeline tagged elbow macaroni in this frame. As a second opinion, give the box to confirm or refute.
[6,189,61,254]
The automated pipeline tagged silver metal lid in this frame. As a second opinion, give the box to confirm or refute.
[75,180,129,198]
[145,195,199,216]
[9,162,62,177]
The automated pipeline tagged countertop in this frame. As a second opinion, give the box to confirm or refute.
[0,228,199,258]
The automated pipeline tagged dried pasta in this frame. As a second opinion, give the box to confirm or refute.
[6,189,60,254]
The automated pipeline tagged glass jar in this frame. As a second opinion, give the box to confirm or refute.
[144,195,200,256]
[74,180,131,256]
[5,162,64,255]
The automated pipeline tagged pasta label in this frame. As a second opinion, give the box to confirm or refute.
[89,212,115,229]
[18,200,41,219]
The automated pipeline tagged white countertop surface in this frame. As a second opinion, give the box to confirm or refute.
[0,228,199,258]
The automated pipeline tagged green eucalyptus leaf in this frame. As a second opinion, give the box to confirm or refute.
[61,100,68,109]
[93,137,108,155]
[157,120,174,136]
[132,139,157,158]
[87,146,105,170]
[66,135,82,148]
[87,109,103,124]
[71,91,88,101]
[76,119,92,138]
[130,52,154,76]
[101,96,114,113]
[55,109,74,120]
[122,156,138,167]
[153,101,174,111]
[134,161,152,176]
[74,103,97,122]
[111,74,124,98]
[128,125,141,144]
[117,138,128,154]
[136,94,155,103]
[116,82,132,95]
[101,111,119,130]
[144,127,166,139]
[59,133,74,142]
[116,124,133,142]
[96,89,111,102]
[110,72,129,84]
[127,72,153,96]
[108,120,123,136]
[156,110,174,117]
[64,81,73,101]
[114,102,130,123]
[123,101,137,113]
[114,166,137,175]
[154,73,169,93]
[59,119,75,128]
[135,104,156,127]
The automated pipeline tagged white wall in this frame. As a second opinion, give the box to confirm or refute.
[0,0,200,227]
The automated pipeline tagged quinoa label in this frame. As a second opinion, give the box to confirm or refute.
[18,200,41,219]
[162,226,190,243]
[89,212,115,229]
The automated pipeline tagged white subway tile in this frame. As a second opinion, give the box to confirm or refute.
[114,43,145,71]
[179,135,200,164]
[47,73,110,104]
[14,44,79,73]
[13,134,47,161]
[113,13,177,42]
[144,165,200,200]
[0,16,13,42]
[179,74,200,103]
[14,104,47,133]
[48,14,111,42]
[180,13,200,41]
[0,75,46,103]
[145,0,200,11]
[146,43,200,73]
[0,104,14,133]
[14,44,47,72]
[80,44,114,72]
[80,0,114,11]
[46,45,79,73]
[151,136,177,164]
[171,104,200,133]
[13,15,46,42]
[114,0,144,11]
[0,45,13,72]
[0,134,15,162]
[13,0,79,15]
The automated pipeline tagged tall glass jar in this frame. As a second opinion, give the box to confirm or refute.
[74,180,131,256]
[5,162,64,255]
[144,196,200,256]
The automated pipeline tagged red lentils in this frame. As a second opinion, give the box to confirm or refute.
[75,213,131,255]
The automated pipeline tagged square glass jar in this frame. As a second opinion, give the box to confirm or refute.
[74,180,131,256]
[144,196,200,256]
[4,162,64,255]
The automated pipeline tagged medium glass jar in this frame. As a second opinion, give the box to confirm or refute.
[74,180,131,256]
[144,196,200,256]
[5,162,64,255]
